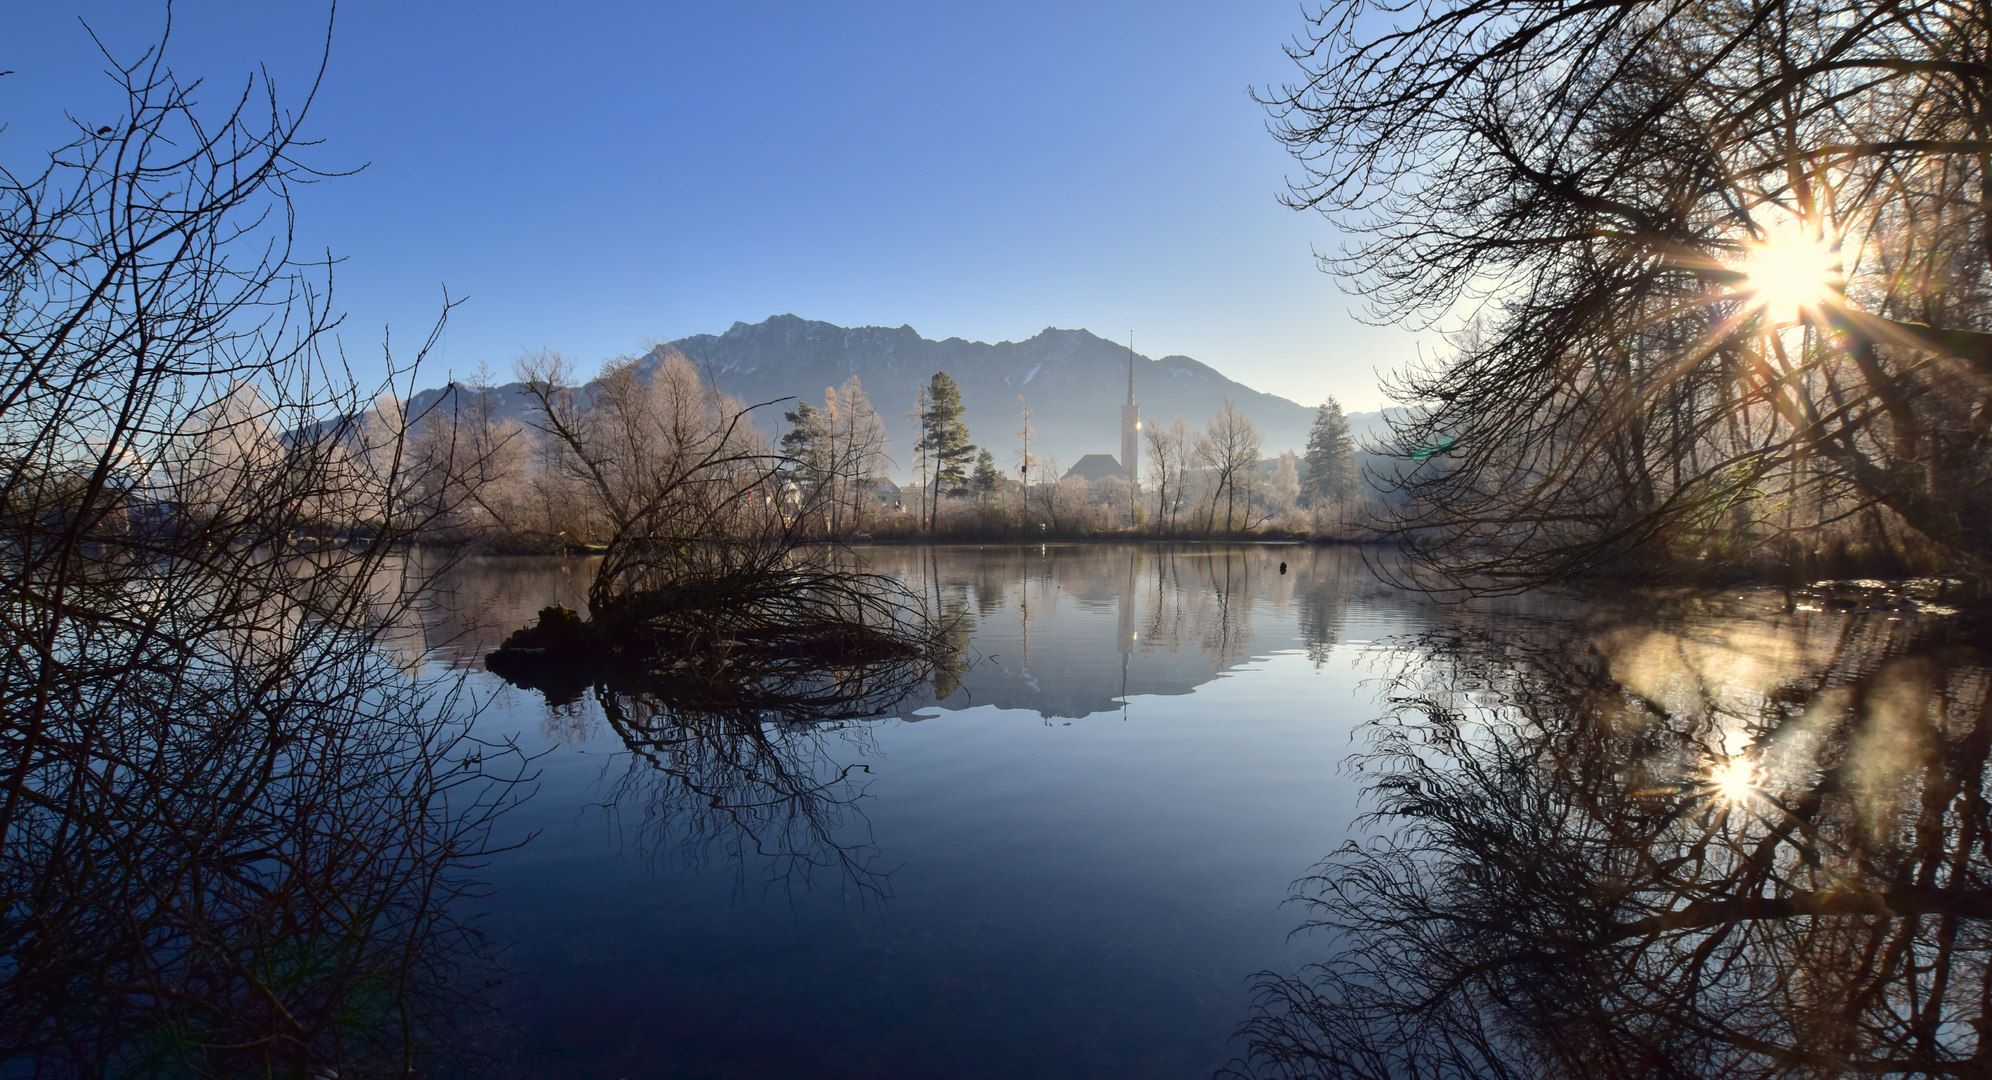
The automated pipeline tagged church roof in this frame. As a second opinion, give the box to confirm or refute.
[1062,454,1124,481]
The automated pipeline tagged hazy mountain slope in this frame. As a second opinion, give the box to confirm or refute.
[408,314,1361,481]
[650,314,1320,475]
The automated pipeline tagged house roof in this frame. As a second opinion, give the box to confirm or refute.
[1062,454,1124,482]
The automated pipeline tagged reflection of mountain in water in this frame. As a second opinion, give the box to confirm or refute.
[410,545,1397,906]
[416,544,1392,725]
[878,544,1378,721]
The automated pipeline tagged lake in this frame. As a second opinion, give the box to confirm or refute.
[411,545,1991,1079]
[408,543,1409,1078]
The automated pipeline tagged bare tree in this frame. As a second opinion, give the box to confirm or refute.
[821,376,888,534]
[0,22,523,1075]
[1195,398,1262,535]
[1145,415,1193,535]
[406,368,530,542]
[1264,0,1992,591]
[514,349,783,615]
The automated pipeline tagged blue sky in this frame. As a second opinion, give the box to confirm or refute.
[6,1,1422,411]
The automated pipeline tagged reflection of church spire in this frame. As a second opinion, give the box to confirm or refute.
[1118,547,1136,717]
[1117,548,1136,657]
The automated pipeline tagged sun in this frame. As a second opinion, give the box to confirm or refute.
[1735,228,1842,325]
[1707,757,1758,804]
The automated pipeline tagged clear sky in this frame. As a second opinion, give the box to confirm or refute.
[5,1,1424,411]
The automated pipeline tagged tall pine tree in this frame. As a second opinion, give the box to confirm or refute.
[919,371,976,501]
[1302,397,1358,506]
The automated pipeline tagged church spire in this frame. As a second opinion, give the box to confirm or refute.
[1121,334,1141,500]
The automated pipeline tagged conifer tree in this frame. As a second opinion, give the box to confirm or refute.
[779,399,830,531]
[780,401,825,484]
[971,448,1001,500]
[919,371,976,500]
[1302,397,1357,506]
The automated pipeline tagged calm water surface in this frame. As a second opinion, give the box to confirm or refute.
[419,544,1415,1079]
[410,548,1992,1077]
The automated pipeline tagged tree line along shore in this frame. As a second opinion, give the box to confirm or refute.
[135,352,1379,553]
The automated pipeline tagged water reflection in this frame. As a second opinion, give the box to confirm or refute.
[472,561,944,898]
[1232,593,1992,1078]
[597,691,894,898]
[448,545,1379,901]
[422,545,1374,723]
[1,551,530,1078]
[864,544,1363,721]
[445,543,1397,1079]
[583,648,932,899]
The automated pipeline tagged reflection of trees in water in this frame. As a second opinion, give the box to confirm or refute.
[972,556,1012,617]
[1232,600,1992,1078]
[600,692,893,900]
[877,543,1331,675]
[1140,547,1261,667]
[1297,547,1360,668]
[2,565,530,1077]
[921,550,976,701]
[469,545,968,899]
[497,643,941,900]
[414,555,595,669]
[1197,550,1253,666]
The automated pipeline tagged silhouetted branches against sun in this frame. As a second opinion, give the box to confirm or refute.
[1267,0,1992,592]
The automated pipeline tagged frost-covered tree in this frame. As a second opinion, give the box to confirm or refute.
[1301,398,1357,507]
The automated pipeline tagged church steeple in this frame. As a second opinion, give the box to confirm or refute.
[1120,334,1140,497]
[1127,335,1136,407]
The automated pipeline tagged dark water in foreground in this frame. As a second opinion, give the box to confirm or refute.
[414,546,1992,1079]
[418,544,1406,1078]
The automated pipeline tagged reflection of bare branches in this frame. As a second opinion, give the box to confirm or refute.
[1232,602,1992,1079]
[592,655,930,900]
[482,540,961,899]
[1196,550,1254,666]
[1137,547,1260,666]
[2,650,529,1076]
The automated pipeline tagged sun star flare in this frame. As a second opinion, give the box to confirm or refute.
[1736,228,1843,325]
[1709,756,1759,804]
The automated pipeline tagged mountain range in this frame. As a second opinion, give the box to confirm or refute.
[411,314,1381,479]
